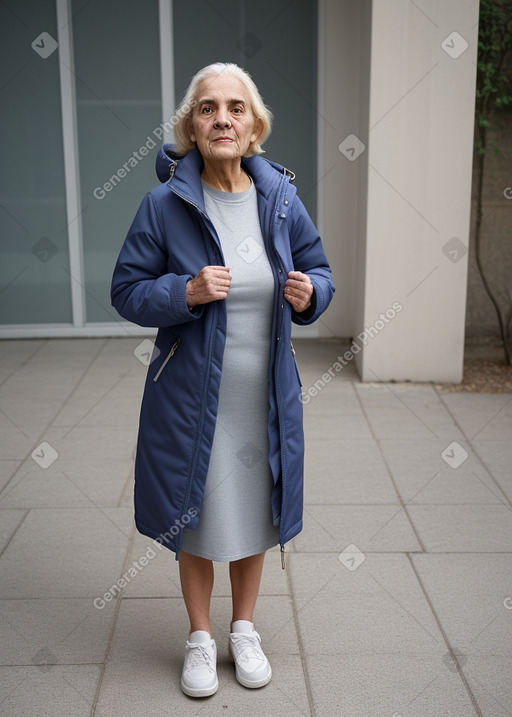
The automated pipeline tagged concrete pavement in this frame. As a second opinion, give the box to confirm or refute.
[0,337,511,716]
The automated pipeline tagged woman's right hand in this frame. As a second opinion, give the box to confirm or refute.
[186,265,232,308]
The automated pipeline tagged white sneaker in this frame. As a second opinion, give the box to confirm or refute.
[229,620,272,688]
[181,630,218,697]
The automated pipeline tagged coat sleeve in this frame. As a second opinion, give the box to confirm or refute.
[110,192,203,328]
[288,195,335,325]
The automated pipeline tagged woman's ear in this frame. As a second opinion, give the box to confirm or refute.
[187,119,196,144]
[250,117,264,145]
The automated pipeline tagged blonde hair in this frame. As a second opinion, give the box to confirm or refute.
[173,62,273,157]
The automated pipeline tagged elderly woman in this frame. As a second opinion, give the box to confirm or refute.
[111,62,335,698]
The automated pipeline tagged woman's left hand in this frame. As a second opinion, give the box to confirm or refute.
[284,271,314,313]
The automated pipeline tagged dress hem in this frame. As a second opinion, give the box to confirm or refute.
[178,537,279,562]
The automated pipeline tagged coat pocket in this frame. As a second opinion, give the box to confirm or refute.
[153,336,181,382]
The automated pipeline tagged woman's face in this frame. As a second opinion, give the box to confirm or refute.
[188,74,261,162]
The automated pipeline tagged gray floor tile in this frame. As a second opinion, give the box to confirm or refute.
[0,509,26,554]
[440,393,512,441]
[304,654,477,717]
[288,553,441,655]
[0,413,36,461]
[0,461,20,494]
[304,412,373,440]
[0,340,44,384]
[378,439,506,505]
[461,658,512,717]
[52,370,143,428]
[472,440,512,503]
[0,459,132,509]
[0,508,132,599]
[0,397,64,445]
[0,664,101,717]
[0,598,116,665]
[407,505,512,552]
[355,384,463,440]
[412,554,512,657]
[39,424,138,463]
[293,504,421,552]
[304,438,400,504]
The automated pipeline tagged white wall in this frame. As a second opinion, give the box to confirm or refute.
[308,0,371,340]
[354,0,480,381]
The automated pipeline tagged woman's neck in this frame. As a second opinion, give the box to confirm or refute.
[201,160,251,193]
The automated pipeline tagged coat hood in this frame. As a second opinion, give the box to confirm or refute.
[156,143,185,183]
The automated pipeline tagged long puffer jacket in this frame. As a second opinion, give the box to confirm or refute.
[111,144,335,559]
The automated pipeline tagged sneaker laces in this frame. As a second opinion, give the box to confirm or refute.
[230,632,265,664]
[185,642,215,672]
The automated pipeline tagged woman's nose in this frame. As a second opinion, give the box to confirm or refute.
[214,111,231,128]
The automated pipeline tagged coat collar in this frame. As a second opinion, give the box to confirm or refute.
[155,144,295,211]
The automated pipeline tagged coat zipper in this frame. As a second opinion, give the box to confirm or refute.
[167,185,223,557]
[153,336,181,382]
[266,171,291,569]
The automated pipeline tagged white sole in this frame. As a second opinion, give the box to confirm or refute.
[235,664,272,689]
[180,677,218,698]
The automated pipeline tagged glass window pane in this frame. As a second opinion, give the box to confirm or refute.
[72,0,162,322]
[172,0,317,219]
[0,0,72,324]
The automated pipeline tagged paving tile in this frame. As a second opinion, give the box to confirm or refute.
[0,397,65,446]
[378,439,505,504]
[440,393,512,441]
[0,412,36,461]
[304,438,400,504]
[0,340,43,384]
[288,553,441,656]
[472,440,512,503]
[0,509,26,554]
[407,505,512,552]
[293,504,421,552]
[304,411,373,440]
[38,424,138,463]
[0,508,132,599]
[0,339,103,402]
[304,654,476,717]
[0,664,100,717]
[412,554,512,657]
[0,461,20,493]
[355,384,462,441]
[460,658,512,717]
[0,460,132,509]
[0,598,116,665]
[52,370,143,428]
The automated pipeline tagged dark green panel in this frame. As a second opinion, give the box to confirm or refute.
[72,0,162,322]
[0,0,72,323]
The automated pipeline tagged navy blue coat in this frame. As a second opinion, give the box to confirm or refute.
[111,145,335,559]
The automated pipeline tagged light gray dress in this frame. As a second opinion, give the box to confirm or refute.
[180,178,280,561]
